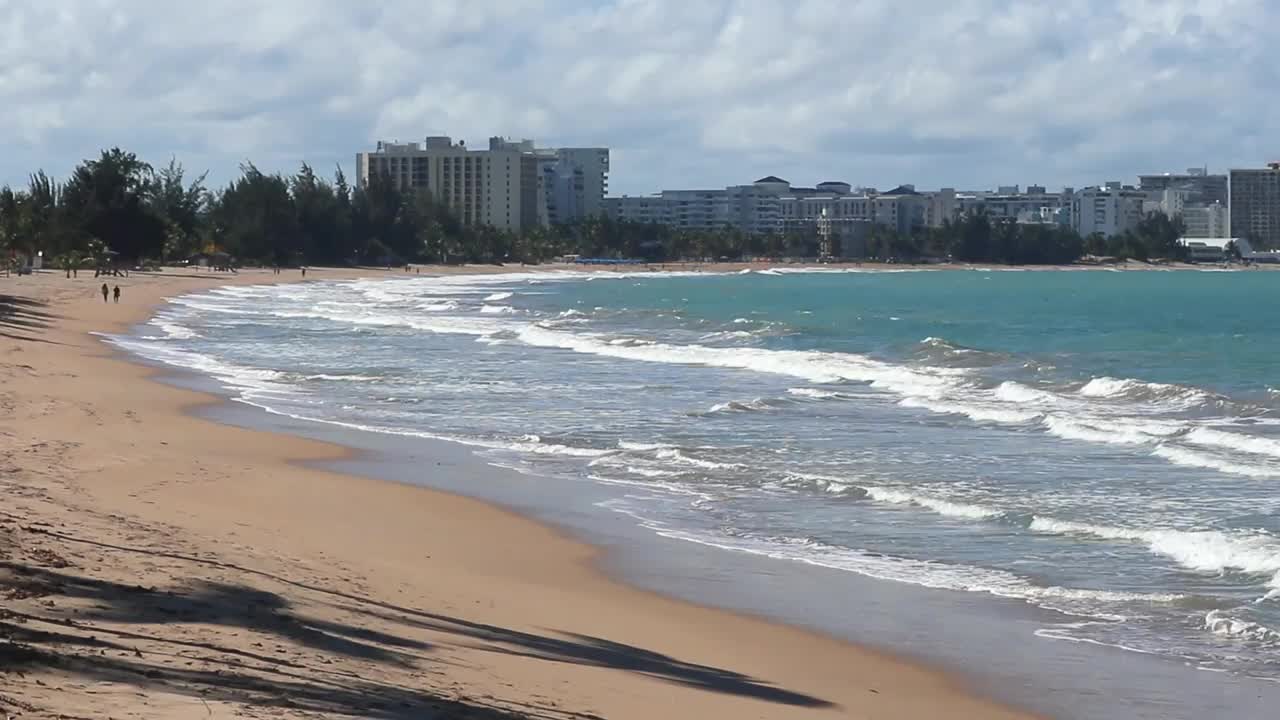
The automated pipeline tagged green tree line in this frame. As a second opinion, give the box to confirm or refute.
[0,147,1191,270]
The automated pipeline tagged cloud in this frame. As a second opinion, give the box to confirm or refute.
[0,0,1276,194]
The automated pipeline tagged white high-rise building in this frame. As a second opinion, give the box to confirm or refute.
[1070,186,1147,237]
[533,147,610,226]
[356,136,539,233]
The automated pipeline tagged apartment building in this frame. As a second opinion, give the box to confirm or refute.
[955,188,1071,223]
[1229,163,1280,248]
[533,147,610,225]
[606,177,929,246]
[1070,184,1147,237]
[356,136,538,233]
[357,136,608,233]
[1138,168,1228,206]
[1180,202,1230,239]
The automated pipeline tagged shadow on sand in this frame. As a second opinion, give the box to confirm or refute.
[2,526,834,718]
[0,293,60,344]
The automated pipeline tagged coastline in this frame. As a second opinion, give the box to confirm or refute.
[0,266,1040,719]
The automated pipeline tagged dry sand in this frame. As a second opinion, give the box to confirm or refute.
[0,265,1042,719]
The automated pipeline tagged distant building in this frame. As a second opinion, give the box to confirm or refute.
[1071,186,1146,237]
[1179,237,1235,262]
[357,136,608,232]
[534,147,610,226]
[925,188,956,228]
[1142,187,1191,218]
[1229,163,1280,248]
[956,188,1072,224]
[1016,206,1070,227]
[356,136,538,233]
[604,176,930,244]
[1181,201,1230,239]
[1138,168,1228,206]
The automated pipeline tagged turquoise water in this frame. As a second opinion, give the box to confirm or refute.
[113,267,1280,688]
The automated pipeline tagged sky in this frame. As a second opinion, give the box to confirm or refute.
[2,0,1277,196]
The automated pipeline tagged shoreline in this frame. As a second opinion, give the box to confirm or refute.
[0,265,1042,719]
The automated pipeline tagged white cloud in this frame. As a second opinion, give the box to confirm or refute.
[0,0,1276,194]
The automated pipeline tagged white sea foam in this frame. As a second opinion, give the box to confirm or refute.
[1079,376,1212,409]
[499,434,612,458]
[994,381,1061,405]
[617,441,676,452]
[775,472,858,494]
[418,301,460,312]
[616,525,1183,616]
[899,397,1041,424]
[104,335,295,399]
[515,325,965,398]
[1205,610,1280,643]
[1186,427,1280,460]
[621,465,683,479]
[168,297,265,316]
[150,318,199,340]
[1152,445,1280,479]
[653,447,744,471]
[1029,517,1280,588]
[483,292,514,301]
[861,486,1004,520]
[266,307,511,337]
[706,398,777,414]
[480,305,516,314]
[1043,416,1179,446]
[1079,377,1143,397]
[699,330,755,342]
[787,387,843,400]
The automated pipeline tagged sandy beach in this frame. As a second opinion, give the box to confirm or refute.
[0,265,1042,719]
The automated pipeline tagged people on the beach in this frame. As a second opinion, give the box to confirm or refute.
[100,283,109,302]
[113,285,121,303]
[301,267,307,277]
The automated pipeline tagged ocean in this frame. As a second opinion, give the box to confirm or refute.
[111,267,1280,713]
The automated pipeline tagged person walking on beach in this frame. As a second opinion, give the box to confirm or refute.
[112,285,121,303]
[100,283,109,302]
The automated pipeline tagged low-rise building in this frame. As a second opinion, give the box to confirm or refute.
[1179,237,1235,262]
[606,177,929,242]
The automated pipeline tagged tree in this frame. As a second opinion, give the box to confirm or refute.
[146,157,208,261]
[209,163,299,264]
[61,148,165,261]
[1133,211,1186,260]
